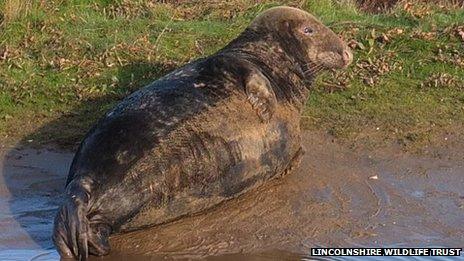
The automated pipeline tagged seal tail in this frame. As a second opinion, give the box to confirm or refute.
[53,178,111,260]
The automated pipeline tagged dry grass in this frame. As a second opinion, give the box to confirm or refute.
[426,0,464,7]
[356,0,464,13]
[1,0,32,24]
[356,0,400,13]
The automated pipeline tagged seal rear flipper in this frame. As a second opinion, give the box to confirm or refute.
[245,71,277,122]
[53,177,110,260]
[53,191,89,260]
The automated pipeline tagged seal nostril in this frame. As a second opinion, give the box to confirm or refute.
[342,50,353,64]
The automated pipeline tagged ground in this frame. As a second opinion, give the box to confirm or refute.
[0,0,463,149]
[1,131,463,259]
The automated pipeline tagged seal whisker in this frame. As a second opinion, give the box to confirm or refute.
[303,63,324,76]
[304,62,323,71]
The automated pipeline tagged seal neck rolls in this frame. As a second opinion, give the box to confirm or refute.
[216,6,352,110]
[221,28,312,110]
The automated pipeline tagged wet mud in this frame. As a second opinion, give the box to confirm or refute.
[0,132,463,260]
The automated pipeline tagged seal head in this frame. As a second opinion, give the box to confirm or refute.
[249,6,353,70]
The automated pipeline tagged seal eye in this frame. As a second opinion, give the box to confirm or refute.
[303,27,314,35]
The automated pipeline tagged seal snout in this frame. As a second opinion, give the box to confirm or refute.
[316,45,353,70]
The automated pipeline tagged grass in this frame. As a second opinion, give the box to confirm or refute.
[0,0,463,148]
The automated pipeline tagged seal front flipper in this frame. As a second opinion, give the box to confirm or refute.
[279,146,305,178]
[245,71,277,122]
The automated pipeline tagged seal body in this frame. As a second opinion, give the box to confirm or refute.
[53,6,352,260]
[75,58,302,232]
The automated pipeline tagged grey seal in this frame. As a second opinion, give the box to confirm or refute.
[53,6,352,260]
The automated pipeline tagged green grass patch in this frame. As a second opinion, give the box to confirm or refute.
[0,0,463,148]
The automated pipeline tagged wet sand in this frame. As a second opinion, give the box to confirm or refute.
[0,146,72,260]
[0,132,463,260]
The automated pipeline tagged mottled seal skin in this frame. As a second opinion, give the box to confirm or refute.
[53,6,352,260]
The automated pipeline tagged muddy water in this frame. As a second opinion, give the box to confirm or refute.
[0,132,463,260]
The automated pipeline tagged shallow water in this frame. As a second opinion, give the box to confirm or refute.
[0,132,463,260]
